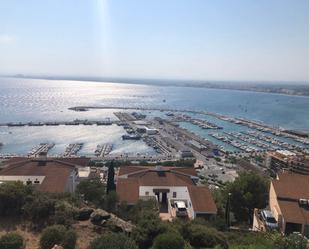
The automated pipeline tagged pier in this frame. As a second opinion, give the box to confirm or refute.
[28,143,55,157]
[63,143,83,157]
[95,143,113,157]
[1,119,115,127]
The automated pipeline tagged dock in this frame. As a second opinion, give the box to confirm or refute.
[95,143,113,157]
[1,119,115,127]
[28,143,55,157]
[63,143,83,157]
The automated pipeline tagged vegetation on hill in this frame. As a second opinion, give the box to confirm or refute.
[0,171,307,249]
[87,233,138,249]
[0,232,24,249]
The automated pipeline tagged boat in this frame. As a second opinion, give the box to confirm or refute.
[122,134,141,140]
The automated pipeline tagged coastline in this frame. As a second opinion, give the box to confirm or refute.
[2,75,309,98]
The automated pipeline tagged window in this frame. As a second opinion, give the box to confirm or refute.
[145,191,149,196]
[173,192,177,198]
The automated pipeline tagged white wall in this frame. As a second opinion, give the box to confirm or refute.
[139,186,195,215]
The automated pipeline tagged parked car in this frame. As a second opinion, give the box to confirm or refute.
[261,210,278,230]
[175,201,188,217]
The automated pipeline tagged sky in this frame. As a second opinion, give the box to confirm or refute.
[0,0,309,82]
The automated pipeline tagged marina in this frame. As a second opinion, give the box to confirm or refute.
[173,114,223,129]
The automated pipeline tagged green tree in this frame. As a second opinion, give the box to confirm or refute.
[104,191,118,212]
[106,161,116,194]
[0,233,24,249]
[224,172,269,223]
[152,232,185,249]
[0,181,33,216]
[87,233,138,249]
[76,178,105,206]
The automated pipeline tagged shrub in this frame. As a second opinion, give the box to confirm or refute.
[23,193,56,225]
[40,225,77,249]
[62,229,78,249]
[53,201,77,226]
[228,232,275,249]
[181,223,228,249]
[132,211,167,249]
[152,232,185,249]
[0,232,24,249]
[88,233,138,249]
[280,233,309,249]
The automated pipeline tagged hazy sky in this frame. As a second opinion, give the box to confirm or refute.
[0,0,309,82]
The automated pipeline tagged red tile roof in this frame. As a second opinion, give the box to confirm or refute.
[0,157,89,193]
[278,200,309,225]
[273,172,309,200]
[116,166,216,214]
[188,186,217,214]
[272,172,309,225]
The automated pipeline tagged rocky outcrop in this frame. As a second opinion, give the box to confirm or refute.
[82,208,135,233]
[90,209,111,225]
[76,207,94,221]
[106,214,135,233]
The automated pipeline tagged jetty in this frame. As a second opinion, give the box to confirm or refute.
[63,143,83,157]
[1,119,115,127]
[28,143,55,157]
[95,143,113,157]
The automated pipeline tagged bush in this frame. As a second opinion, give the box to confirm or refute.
[23,193,56,225]
[132,211,167,249]
[152,232,185,249]
[40,225,77,249]
[88,233,138,249]
[181,223,228,249]
[228,232,275,249]
[53,201,77,226]
[280,233,309,249]
[62,229,78,249]
[0,232,24,249]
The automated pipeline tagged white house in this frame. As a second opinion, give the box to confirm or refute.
[116,166,217,220]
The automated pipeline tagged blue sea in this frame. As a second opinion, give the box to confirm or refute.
[0,77,308,155]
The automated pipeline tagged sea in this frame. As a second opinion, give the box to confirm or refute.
[0,77,309,156]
